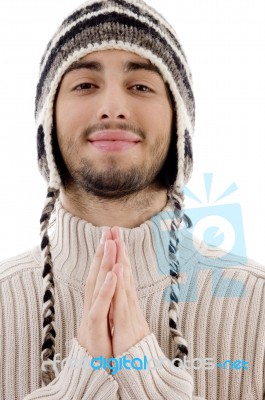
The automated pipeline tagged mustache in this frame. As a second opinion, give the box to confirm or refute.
[81,122,146,141]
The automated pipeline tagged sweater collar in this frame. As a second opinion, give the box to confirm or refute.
[48,199,200,288]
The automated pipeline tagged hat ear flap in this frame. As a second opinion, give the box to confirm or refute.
[183,129,193,185]
[37,125,50,182]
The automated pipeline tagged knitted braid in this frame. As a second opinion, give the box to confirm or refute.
[40,187,59,386]
[168,191,192,367]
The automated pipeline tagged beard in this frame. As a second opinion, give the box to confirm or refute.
[67,140,167,200]
[52,123,177,200]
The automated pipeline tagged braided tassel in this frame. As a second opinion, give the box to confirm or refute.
[168,198,189,367]
[40,188,59,386]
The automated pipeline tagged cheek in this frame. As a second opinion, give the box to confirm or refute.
[55,99,89,142]
[160,102,173,140]
[143,102,172,140]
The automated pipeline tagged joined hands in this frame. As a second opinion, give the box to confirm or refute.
[78,227,150,361]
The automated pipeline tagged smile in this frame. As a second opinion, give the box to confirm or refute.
[89,140,139,152]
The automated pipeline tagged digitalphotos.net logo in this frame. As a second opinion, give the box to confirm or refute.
[151,173,248,302]
[183,173,247,262]
[42,353,249,376]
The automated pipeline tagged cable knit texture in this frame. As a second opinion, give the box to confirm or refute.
[0,200,265,399]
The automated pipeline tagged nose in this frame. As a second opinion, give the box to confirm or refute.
[96,86,130,121]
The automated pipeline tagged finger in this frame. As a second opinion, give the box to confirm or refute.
[111,227,131,274]
[110,226,121,241]
[111,227,130,259]
[114,238,142,316]
[91,239,117,305]
[114,237,138,301]
[83,229,112,312]
[112,264,149,344]
[109,301,114,336]
[112,229,141,315]
[114,238,131,287]
[89,271,117,327]
[112,263,129,324]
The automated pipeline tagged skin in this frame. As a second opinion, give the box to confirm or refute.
[55,49,173,228]
[54,50,173,360]
[78,227,150,359]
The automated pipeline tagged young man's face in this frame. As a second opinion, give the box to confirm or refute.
[55,49,173,199]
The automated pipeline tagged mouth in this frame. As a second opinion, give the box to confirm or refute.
[88,140,139,152]
[88,129,141,152]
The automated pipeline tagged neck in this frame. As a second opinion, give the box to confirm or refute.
[60,183,169,228]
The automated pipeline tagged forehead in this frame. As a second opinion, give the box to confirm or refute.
[63,49,163,78]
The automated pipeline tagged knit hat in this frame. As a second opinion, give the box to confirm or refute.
[36,0,195,386]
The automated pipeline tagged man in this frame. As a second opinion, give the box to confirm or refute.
[0,1,264,399]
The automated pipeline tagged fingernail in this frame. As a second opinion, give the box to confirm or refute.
[105,271,113,282]
[100,231,106,245]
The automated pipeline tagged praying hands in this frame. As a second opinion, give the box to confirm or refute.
[78,227,150,361]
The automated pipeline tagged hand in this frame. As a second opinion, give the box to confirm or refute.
[77,228,118,360]
[77,227,150,360]
[110,227,150,357]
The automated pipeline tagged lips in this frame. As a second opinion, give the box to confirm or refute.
[88,130,141,143]
[90,140,138,151]
[88,129,141,153]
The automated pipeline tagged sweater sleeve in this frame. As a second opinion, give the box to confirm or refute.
[23,338,119,400]
[113,332,198,400]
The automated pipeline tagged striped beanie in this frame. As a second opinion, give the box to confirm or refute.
[36,0,195,386]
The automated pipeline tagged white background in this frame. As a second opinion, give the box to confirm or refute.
[0,0,264,265]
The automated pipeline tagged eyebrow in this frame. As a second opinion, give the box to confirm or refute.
[64,60,161,77]
[124,61,161,76]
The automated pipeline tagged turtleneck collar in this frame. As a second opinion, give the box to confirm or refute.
[46,199,200,289]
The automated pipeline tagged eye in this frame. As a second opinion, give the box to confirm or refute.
[73,82,96,91]
[131,84,152,93]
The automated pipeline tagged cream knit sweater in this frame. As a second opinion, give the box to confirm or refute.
[0,200,264,399]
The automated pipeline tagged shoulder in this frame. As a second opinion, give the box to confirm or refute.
[0,245,42,282]
[197,238,265,280]
[180,229,265,281]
